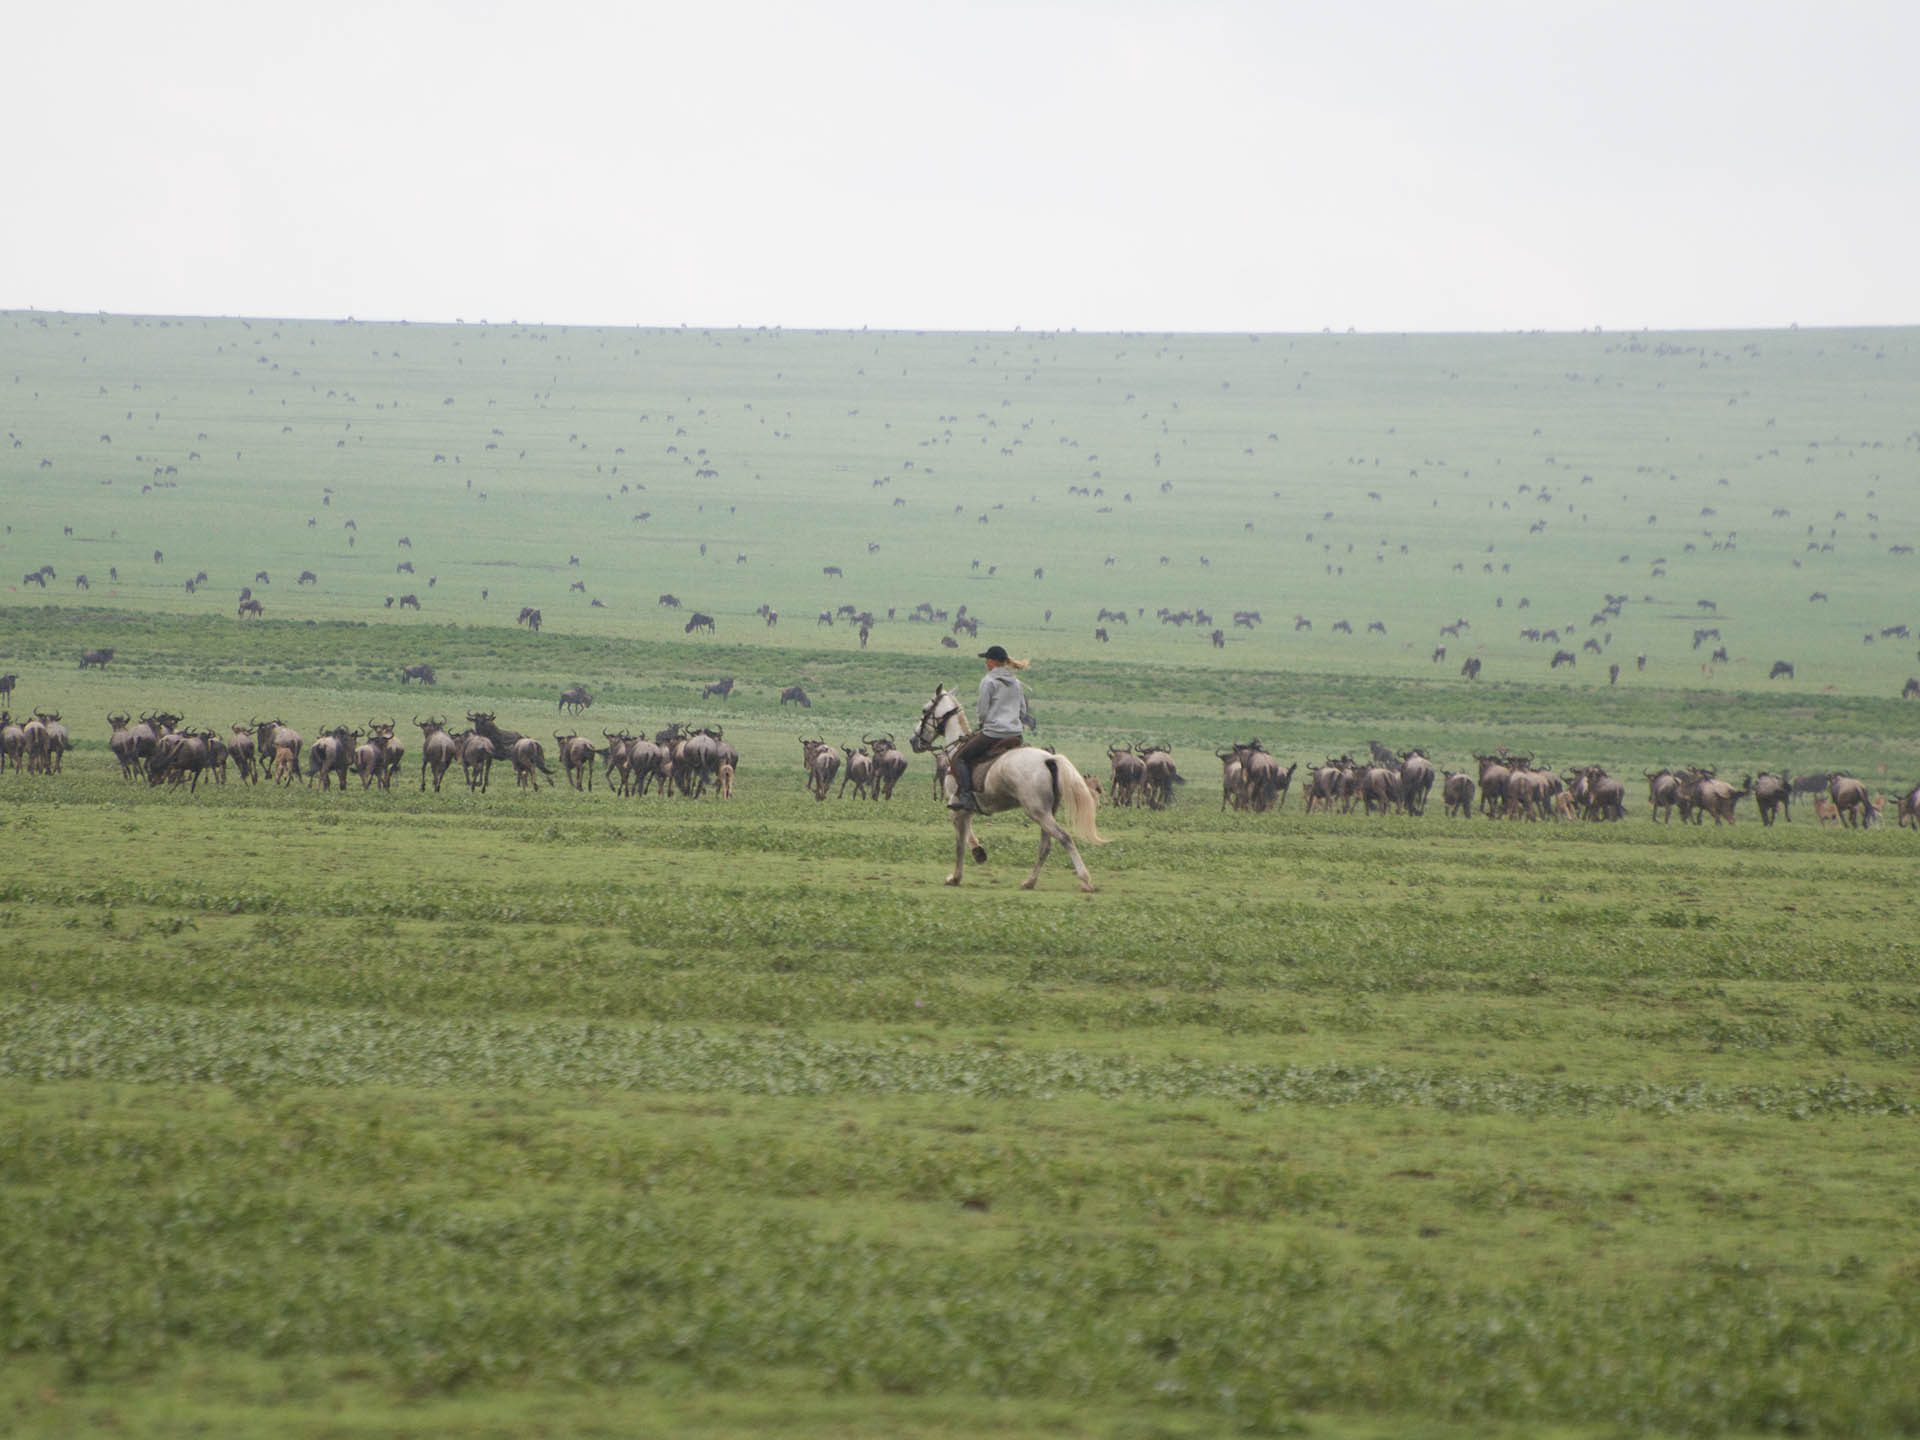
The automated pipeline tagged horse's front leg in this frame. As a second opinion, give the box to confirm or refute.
[947,810,970,885]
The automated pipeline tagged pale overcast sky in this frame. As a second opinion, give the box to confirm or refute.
[6,0,1914,333]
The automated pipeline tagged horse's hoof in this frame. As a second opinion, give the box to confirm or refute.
[971,845,988,863]
[945,875,962,886]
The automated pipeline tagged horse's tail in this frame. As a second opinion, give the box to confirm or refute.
[1052,757,1107,844]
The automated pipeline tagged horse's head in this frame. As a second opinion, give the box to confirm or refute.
[909,684,962,753]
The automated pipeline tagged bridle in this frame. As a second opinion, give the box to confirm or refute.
[909,687,969,753]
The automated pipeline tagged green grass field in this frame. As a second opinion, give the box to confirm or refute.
[3,314,1919,1438]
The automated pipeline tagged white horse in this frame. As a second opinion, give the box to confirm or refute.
[909,684,1105,891]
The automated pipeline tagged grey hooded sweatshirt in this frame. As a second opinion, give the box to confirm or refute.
[976,667,1028,737]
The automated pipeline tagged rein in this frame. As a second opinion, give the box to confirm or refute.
[911,691,970,752]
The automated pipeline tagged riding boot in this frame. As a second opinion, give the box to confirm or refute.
[948,756,982,811]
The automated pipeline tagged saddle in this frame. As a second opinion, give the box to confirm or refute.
[967,734,1025,785]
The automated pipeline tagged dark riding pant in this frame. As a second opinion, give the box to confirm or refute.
[949,732,1015,810]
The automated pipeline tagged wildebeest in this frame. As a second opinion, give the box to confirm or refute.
[1888,781,1920,829]
[559,685,593,715]
[1906,677,1920,700]
[354,722,403,791]
[1550,649,1576,668]
[1769,660,1795,680]
[1398,749,1436,815]
[701,677,734,703]
[78,648,114,669]
[297,570,317,585]
[1751,771,1792,826]
[0,712,27,774]
[509,736,556,789]
[1107,746,1146,806]
[458,731,497,791]
[224,722,258,783]
[684,611,715,635]
[839,744,874,799]
[657,593,682,608]
[1684,771,1750,825]
[1828,775,1876,828]
[397,593,420,610]
[1461,656,1481,681]
[555,732,599,791]
[518,606,543,631]
[1644,767,1682,823]
[147,729,214,792]
[1137,744,1184,809]
[416,717,459,791]
[304,726,357,790]
[1442,771,1476,818]
[0,674,13,702]
[238,598,263,618]
[867,734,909,800]
[254,719,303,785]
[400,663,436,686]
[799,736,840,800]
[779,684,811,708]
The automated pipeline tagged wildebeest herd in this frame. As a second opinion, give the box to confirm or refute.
[5,707,1915,829]
[1094,738,1913,829]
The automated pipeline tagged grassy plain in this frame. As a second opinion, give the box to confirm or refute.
[2,315,1919,1437]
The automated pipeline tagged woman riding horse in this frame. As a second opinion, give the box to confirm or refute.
[948,645,1029,812]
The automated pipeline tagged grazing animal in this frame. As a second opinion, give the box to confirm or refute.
[1768,660,1795,679]
[78,648,115,670]
[556,733,600,790]
[304,726,356,791]
[238,598,263,618]
[684,611,715,635]
[1828,775,1876,828]
[839,745,874,799]
[701,677,734,703]
[799,736,841,800]
[779,684,811,708]
[558,685,593,715]
[909,685,1105,892]
[400,663,436,686]
[1752,771,1793,826]
[867,734,909,800]
[1896,783,1920,830]
[416,717,458,792]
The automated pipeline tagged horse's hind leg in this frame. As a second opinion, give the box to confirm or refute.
[1021,825,1054,889]
[1024,813,1093,892]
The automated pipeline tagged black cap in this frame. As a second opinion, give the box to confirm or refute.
[978,645,1010,662]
